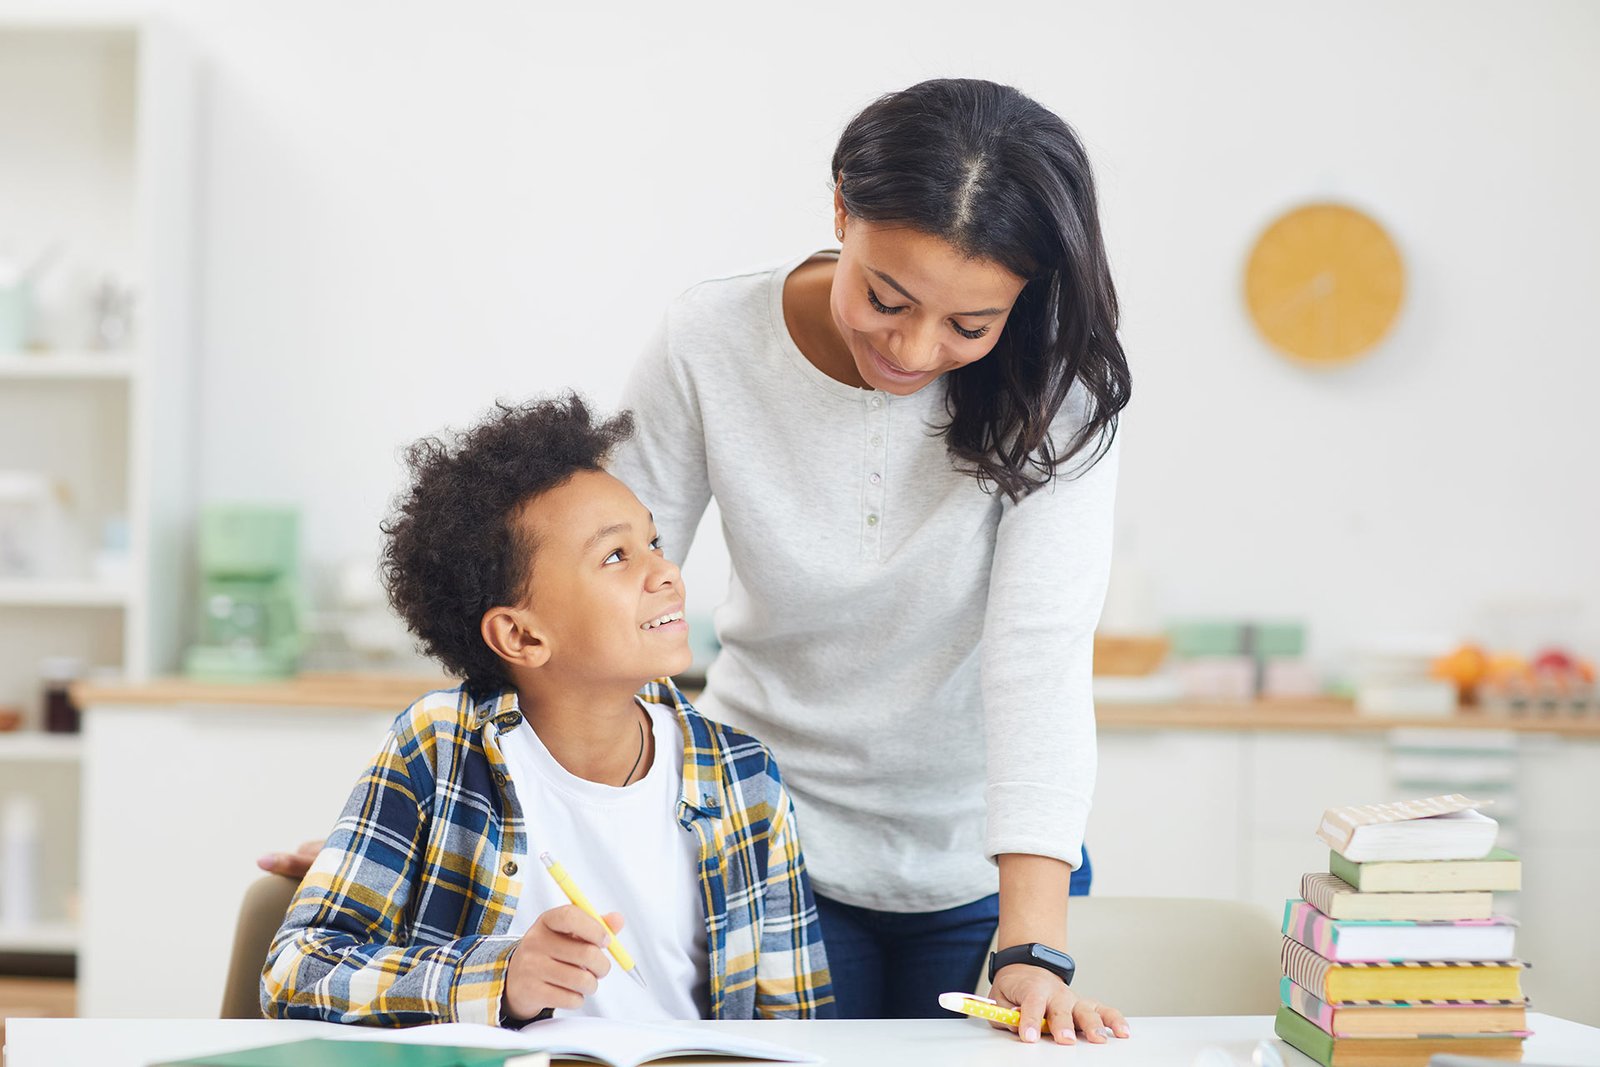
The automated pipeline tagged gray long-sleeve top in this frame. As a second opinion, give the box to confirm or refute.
[607,256,1118,912]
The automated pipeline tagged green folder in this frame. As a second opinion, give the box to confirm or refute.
[156,1038,535,1067]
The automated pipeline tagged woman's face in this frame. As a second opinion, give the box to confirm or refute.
[829,210,1029,396]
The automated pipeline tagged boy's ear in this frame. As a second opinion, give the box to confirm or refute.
[481,605,551,671]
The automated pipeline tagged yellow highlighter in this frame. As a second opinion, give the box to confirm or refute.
[938,992,1051,1034]
[539,851,648,989]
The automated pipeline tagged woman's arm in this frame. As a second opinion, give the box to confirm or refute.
[981,413,1128,1043]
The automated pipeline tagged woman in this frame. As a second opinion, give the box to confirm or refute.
[267,78,1130,1045]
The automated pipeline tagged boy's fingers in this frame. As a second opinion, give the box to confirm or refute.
[1101,1006,1132,1038]
[547,959,601,997]
[544,905,614,947]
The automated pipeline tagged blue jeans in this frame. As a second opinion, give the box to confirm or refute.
[815,848,1092,1019]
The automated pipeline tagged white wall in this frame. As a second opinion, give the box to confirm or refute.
[4,0,1597,670]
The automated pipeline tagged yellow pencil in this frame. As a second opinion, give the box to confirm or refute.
[938,992,1051,1034]
[539,851,648,989]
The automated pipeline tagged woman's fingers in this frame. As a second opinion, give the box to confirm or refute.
[1100,1004,1132,1039]
[1015,988,1052,1043]
[1045,992,1079,1045]
[1072,998,1109,1043]
[255,838,325,879]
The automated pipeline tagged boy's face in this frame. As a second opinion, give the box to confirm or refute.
[515,469,692,685]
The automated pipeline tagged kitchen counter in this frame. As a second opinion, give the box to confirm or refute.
[72,674,1600,736]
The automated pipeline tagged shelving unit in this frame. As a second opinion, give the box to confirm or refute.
[0,20,197,978]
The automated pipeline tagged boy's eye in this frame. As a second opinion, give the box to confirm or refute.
[603,548,623,565]
[866,287,906,315]
[650,536,662,552]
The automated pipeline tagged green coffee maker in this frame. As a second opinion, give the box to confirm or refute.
[183,505,303,680]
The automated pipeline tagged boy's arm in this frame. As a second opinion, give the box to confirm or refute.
[753,780,835,1019]
[259,722,520,1026]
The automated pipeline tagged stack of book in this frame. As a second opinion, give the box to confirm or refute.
[1275,794,1529,1066]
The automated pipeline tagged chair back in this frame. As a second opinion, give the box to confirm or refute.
[219,874,299,1019]
[975,897,1282,1016]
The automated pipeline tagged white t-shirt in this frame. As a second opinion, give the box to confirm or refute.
[501,699,710,1020]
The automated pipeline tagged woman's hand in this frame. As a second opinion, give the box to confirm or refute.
[990,964,1131,1045]
[256,839,324,879]
[501,906,622,1022]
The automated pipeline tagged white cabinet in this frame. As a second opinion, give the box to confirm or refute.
[1091,730,1244,900]
[78,702,396,1018]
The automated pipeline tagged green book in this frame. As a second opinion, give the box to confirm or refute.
[1276,1005,1525,1066]
[157,1040,528,1067]
[1329,848,1520,893]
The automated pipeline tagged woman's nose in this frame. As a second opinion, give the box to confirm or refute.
[889,324,942,372]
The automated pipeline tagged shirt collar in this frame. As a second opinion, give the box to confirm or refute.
[471,678,723,818]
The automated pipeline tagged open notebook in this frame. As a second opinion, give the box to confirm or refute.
[161,1018,820,1067]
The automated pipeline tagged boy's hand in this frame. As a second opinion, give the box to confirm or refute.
[990,964,1131,1045]
[502,906,624,1021]
[256,839,325,880]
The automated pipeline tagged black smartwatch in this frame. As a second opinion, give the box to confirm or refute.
[989,942,1075,986]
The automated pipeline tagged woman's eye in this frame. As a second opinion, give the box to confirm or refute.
[649,536,663,552]
[952,321,989,340]
[603,548,623,565]
[866,287,906,315]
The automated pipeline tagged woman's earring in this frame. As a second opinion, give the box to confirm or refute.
[835,227,844,241]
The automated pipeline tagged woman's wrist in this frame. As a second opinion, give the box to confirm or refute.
[995,852,1071,950]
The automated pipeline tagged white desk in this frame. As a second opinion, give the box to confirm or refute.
[6,1015,1600,1067]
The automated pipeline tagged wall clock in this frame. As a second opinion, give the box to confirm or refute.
[1244,203,1404,366]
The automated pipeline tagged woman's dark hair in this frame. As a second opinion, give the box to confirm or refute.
[832,78,1131,500]
[380,393,634,700]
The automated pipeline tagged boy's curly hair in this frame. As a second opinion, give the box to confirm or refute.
[380,393,634,700]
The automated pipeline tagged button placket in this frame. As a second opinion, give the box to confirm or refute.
[863,394,888,558]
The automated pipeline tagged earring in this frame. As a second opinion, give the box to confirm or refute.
[835,227,844,240]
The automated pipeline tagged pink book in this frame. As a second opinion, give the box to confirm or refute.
[1282,899,1516,962]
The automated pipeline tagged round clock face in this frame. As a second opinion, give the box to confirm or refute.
[1244,203,1405,366]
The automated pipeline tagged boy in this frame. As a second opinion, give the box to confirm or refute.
[261,395,832,1026]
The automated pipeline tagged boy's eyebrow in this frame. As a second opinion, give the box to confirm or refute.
[584,523,631,552]
[582,513,654,553]
[868,267,1007,317]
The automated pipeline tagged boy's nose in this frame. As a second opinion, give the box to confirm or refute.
[647,556,681,589]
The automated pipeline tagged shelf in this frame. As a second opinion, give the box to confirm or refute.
[0,353,135,381]
[0,581,130,608]
[0,922,78,955]
[0,733,82,762]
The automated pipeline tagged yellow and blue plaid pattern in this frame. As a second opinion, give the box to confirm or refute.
[261,678,833,1024]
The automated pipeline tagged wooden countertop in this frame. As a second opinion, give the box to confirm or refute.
[71,672,453,711]
[1096,697,1600,736]
[70,676,1600,737]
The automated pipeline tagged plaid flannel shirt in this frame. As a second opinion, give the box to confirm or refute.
[261,678,832,1024]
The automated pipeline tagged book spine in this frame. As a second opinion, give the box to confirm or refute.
[1328,849,1362,889]
[1300,873,1339,916]
[1281,937,1333,998]
[1283,900,1339,958]
[1280,977,1335,1033]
